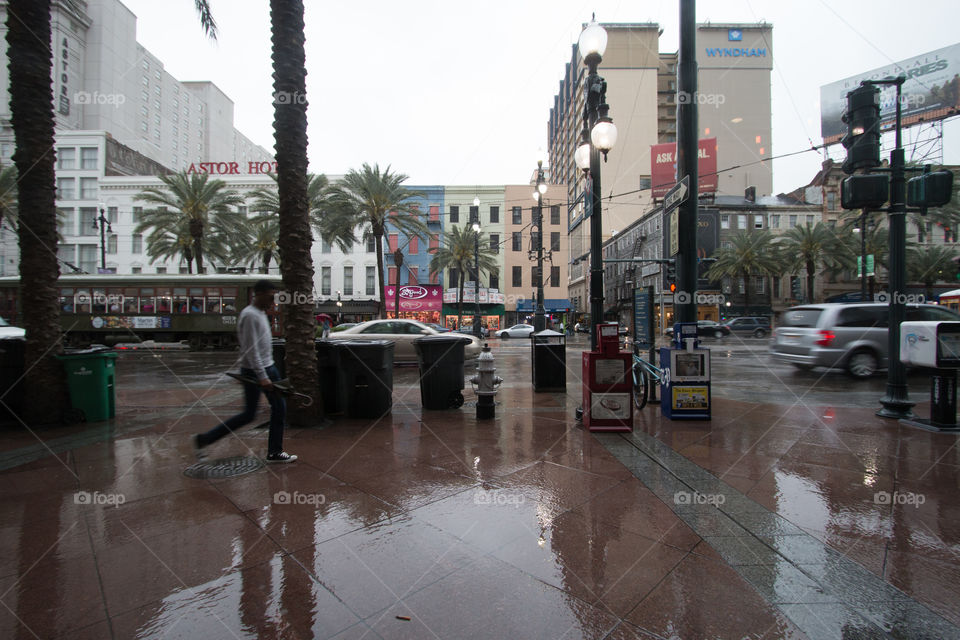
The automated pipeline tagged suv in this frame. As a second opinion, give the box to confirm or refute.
[770,302,960,378]
[721,316,771,338]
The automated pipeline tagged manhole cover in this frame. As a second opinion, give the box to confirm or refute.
[184,455,265,479]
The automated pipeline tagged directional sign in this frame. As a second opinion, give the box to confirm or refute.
[664,175,690,212]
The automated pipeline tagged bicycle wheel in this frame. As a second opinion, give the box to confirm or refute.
[632,362,648,410]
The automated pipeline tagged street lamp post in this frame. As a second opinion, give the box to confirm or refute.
[336,290,343,324]
[575,17,617,351]
[94,204,112,273]
[472,197,482,338]
[532,153,548,332]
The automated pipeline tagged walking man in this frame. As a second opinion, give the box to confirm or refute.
[194,279,296,463]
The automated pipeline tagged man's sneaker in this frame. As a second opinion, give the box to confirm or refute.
[192,435,208,461]
[265,452,297,464]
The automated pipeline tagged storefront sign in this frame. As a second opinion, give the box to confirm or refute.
[384,284,442,311]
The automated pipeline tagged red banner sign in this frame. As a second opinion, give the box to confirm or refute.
[650,138,718,198]
[384,284,442,311]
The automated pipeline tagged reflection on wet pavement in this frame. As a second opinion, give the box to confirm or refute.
[0,339,957,639]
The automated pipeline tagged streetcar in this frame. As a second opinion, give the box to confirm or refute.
[0,274,284,349]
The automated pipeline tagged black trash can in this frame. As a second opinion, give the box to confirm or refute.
[315,339,341,415]
[271,338,286,377]
[413,334,471,409]
[0,338,26,418]
[531,329,566,391]
[335,340,394,418]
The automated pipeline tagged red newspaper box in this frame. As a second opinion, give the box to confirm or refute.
[582,323,632,431]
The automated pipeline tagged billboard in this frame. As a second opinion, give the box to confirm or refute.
[820,43,960,144]
[383,284,442,312]
[650,138,719,198]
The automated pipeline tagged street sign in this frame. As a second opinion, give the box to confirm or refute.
[663,175,690,212]
[669,209,679,257]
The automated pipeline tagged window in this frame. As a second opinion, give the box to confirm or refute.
[79,177,97,200]
[107,207,118,224]
[429,205,439,222]
[512,266,522,287]
[550,266,560,287]
[366,266,376,295]
[156,266,167,274]
[321,237,331,253]
[343,266,353,295]
[388,267,397,285]
[755,276,765,294]
[512,232,522,251]
[806,215,815,225]
[551,205,560,225]
[789,214,798,227]
[469,205,480,226]
[407,266,418,284]
[366,234,376,253]
[531,266,540,287]
[489,274,499,289]
[754,216,763,229]
[827,191,837,211]
[56,177,75,200]
[429,234,439,253]
[79,208,96,235]
[720,215,729,229]
[551,232,560,251]
[408,236,418,255]
[737,215,747,230]
[770,215,780,229]
[57,208,74,235]
[107,234,117,254]
[448,269,458,288]
[489,234,499,254]
[57,147,75,170]
[512,206,522,224]
[321,266,331,295]
[80,147,97,169]
[489,206,499,223]
[132,233,142,254]
[131,267,142,274]
[449,206,459,223]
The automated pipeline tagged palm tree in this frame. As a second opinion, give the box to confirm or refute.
[705,230,778,313]
[234,216,279,274]
[429,225,499,328]
[326,164,429,318]
[776,223,855,303]
[908,244,959,300]
[270,0,321,425]
[134,172,245,274]
[5,0,68,424]
[248,172,353,250]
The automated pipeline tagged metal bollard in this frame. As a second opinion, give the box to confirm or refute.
[470,343,502,420]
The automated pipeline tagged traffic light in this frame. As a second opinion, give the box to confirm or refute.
[841,174,889,210]
[907,170,954,209]
[841,84,881,175]
[665,260,677,291]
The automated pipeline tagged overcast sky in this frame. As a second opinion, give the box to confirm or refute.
[118,0,960,195]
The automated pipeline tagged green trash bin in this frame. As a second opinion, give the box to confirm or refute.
[57,350,117,422]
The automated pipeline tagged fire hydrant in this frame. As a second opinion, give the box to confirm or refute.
[470,343,502,419]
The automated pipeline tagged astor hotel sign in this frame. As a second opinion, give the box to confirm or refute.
[186,161,278,175]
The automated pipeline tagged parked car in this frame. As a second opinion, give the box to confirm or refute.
[721,316,772,338]
[770,302,960,378]
[328,318,481,363]
[665,320,731,339]
[0,317,25,339]
[330,322,358,333]
[452,326,489,338]
[496,323,535,339]
[425,323,452,333]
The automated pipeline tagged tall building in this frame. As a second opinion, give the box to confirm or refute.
[0,0,273,275]
[548,22,773,324]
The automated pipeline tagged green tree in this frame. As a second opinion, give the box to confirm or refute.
[270,0,321,424]
[428,225,499,328]
[776,223,855,303]
[908,244,959,300]
[134,172,245,274]
[248,172,353,250]
[704,230,778,313]
[326,164,429,318]
[234,216,279,274]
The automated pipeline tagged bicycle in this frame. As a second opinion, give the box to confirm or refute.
[632,347,665,410]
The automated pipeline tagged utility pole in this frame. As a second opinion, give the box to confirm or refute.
[676,0,699,324]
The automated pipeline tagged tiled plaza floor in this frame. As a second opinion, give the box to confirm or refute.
[0,340,958,639]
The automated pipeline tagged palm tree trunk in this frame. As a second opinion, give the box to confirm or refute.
[742,273,751,314]
[189,218,204,274]
[271,0,319,425]
[7,0,69,425]
[806,260,816,303]
[375,232,386,319]
[457,273,465,328]
[262,252,270,274]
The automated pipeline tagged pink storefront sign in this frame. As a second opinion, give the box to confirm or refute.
[384,284,443,311]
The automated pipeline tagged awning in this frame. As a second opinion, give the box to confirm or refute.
[315,300,380,314]
[516,299,571,313]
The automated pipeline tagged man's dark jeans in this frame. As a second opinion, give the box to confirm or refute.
[198,364,287,455]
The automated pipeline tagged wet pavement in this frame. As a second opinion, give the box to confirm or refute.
[1,335,959,639]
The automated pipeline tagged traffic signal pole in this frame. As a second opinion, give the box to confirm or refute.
[676,0,698,323]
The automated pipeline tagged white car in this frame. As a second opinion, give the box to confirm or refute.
[327,318,481,363]
[0,317,25,339]
[496,323,535,339]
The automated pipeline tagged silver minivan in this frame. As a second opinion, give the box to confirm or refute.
[770,303,960,378]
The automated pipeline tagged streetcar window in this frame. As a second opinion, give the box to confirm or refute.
[92,289,107,314]
[60,288,74,313]
[138,288,154,313]
[205,288,221,313]
[189,287,204,313]
[155,287,171,313]
[172,287,188,314]
[76,290,91,314]
[106,289,123,313]
[221,287,237,313]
